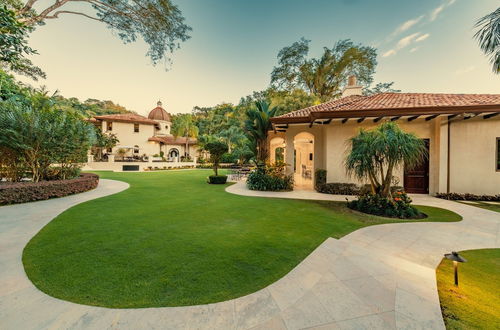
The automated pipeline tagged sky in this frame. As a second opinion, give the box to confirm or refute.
[19,0,500,116]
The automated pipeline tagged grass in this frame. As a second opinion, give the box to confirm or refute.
[23,170,461,308]
[436,249,500,329]
[458,201,500,213]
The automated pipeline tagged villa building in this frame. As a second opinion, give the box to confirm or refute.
[269,77,500,195]
[86,101,198,171]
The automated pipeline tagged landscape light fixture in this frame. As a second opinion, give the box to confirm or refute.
[444,251,467,286]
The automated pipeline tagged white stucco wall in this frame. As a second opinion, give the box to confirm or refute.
[274,116,500,195]
[448,117,500,195]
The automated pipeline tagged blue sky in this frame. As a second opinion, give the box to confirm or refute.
[21,0,500,115]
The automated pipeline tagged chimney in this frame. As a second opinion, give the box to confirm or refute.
[342,75,363,97]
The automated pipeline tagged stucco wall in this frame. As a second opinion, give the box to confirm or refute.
[103,121,158,156]
[448,117,500,195]
[275,116,499,195]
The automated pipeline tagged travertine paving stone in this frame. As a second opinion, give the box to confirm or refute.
[0,180,498,329]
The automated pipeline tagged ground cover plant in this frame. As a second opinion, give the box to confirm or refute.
[436,249,499,329]
[23,170,461,308]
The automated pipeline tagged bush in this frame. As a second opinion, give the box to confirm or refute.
[220,153,238,164]
[319,182,360,195]
[315,169,327,190]
[435,192,500,201]
[208,175,228,184]
[0,173,99,205]
[247,164,293,191]
[347,191,424,219]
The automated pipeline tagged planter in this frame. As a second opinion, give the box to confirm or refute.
[208,175,228,184]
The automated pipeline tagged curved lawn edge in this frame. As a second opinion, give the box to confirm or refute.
[22,171,462,309]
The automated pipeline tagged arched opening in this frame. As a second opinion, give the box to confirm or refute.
[168,148,180,162]
[133,145,139,154]
[269,137,285,164]
[294,132,314,190]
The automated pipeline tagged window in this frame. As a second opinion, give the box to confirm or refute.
[134,123,139,133]
[134,145,139,154]
[497,138,500,171]
[107,122,112,131]
[165,125,169,130]
[107,147,112,153]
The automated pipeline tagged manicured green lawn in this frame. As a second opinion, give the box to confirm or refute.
[458,201,500,213]
[23,170,461,308]
[436,249,500,329]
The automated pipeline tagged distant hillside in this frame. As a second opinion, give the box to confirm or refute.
[54,96,136,117]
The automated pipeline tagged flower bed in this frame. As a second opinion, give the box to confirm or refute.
[347,191,426,219]
[0,173,99,205]
[435,192,500,202]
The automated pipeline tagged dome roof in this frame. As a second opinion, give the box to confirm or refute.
[148,101,172,121]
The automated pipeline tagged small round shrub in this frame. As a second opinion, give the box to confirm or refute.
[208,175,228,184]
[247,165,293,191]
[347,191,425,219]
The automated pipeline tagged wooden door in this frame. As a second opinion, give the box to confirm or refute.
[404,139,429,194]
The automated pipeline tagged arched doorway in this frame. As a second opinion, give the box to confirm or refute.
[294,132,314,190]
[269,137,285,164]
[168,148,180,161]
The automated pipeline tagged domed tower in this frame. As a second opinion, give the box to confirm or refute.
[148,101,172,136]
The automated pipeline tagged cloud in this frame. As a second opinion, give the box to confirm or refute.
[395,15,424,34]
[455,66,476,75]
[397,33,422,49]
[415,33,430,42]
[382,49,397,57]
[430,0,456,21]
[410,47,419,53]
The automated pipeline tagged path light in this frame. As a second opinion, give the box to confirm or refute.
[444,251,467,286]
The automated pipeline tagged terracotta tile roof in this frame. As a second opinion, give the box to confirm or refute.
[93,114,158,125]
[148,136,198,145]
[148,107,172,121]
[273,93,500,122]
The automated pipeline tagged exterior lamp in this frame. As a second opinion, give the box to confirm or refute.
[444,251,467,286]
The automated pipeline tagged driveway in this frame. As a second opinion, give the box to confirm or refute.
[0,180,498,329]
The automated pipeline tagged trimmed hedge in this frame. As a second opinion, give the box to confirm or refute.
[435,192,500,202]
[0,173,99,205]
[207,175,228,184]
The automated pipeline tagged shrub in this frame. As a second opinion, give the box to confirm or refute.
[435,192,500,201]
[247,163,293,191]
[318,183,360,195]
[208,175,227,184]
[348,191,424,219]
[315,169,327,190]
[0,173,99,205]
[221,153,238,164]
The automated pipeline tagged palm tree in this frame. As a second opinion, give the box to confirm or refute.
[172,114,199,159]
[345,122,427,198]
[474,7,500,74]
[244,100,278,163]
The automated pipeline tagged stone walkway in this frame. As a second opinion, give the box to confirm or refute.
[1,180,499,329]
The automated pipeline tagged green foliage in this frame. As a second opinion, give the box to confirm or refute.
[12,0,191,68]
[348,191,423,219]
[247,163,293,191]
[345,122,427,198]
[474,8,500,74]
[244,100,278,163]
[207,175,228,184]
[271,38,379,99]
[0,92,96,182]
[54,96,134,116]
[0,5,44,79]
[315,169,327,190]
[204,141,228,176]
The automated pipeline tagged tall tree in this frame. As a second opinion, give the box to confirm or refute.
[0,5,44,79]
[271,38,378,99]
[5,0,191,79]
[171,113,198,158]
[474,7,500,74]
[244,100,277,163]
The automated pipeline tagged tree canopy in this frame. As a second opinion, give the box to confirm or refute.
[271,38,378,99]
[3,0,191,79]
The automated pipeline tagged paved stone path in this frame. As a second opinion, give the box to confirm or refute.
[1,180,499,329]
